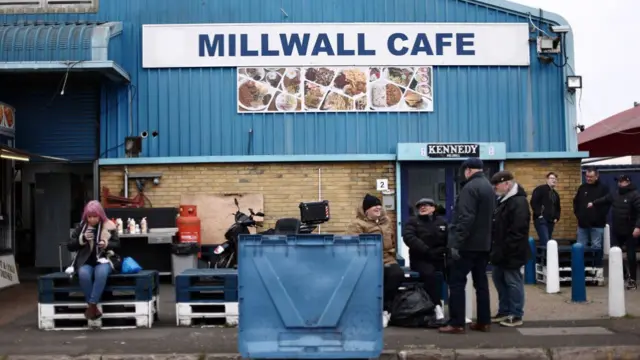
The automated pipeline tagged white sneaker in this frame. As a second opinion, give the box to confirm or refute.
[382,311,390,328]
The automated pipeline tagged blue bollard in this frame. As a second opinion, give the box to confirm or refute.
[571,242,587,303]
[525,237,537,284]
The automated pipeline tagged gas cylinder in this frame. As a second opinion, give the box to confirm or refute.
[177,205,201,245]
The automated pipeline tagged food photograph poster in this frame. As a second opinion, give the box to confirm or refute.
[237,66,434,113]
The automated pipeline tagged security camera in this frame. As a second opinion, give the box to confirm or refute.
[153,177,160,185]
[151,130,159,138]
[551,25,570,34]
[140,131,149,138]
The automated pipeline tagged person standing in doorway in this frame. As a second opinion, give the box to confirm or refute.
[348,193,405,326]
[573,167,610,262]
[439,158,495,334]
[490,171,531,327]
[589,175,640,290]
[402,198,448,327]
[530,172,561,246]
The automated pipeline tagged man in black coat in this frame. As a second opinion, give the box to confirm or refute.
[573,167,610,264]
[530,172,561,246]
[490,171,531,328]
[402,198,448,326]
[439,158,495,334]
[589,175,640,290]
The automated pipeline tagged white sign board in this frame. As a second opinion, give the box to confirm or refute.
[142,23,531,68]
[0,254,19,290]
[376,179,389,192]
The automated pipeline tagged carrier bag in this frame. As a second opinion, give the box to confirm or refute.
[389,285,436,328]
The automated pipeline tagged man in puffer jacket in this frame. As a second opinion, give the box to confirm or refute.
[589,175,640,290]
[348,193,405,327]
[402,198,448,326]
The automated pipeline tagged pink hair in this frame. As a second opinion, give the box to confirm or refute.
[81,200,109,223]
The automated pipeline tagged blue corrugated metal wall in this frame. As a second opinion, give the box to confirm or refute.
[0,74,99,162]
[1,0,568,158]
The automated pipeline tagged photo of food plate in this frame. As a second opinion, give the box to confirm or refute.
[241,68,266,81]
[274,91,300,112]
[304,81,329,110]
[280,69,301,95]
[332,68,367,97]
[237,77,273,111]
[414,81,432,98]
[414,67,432,84]
[369,67,382,82]
[403,90,431,110]
[384,67,414,87]
[304,67,336,87]
[369,81,403,110]
[321,91,354,111]
[265,70,283,88]
[354,95,367,110]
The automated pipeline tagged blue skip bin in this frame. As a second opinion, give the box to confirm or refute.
[238,234,384,359]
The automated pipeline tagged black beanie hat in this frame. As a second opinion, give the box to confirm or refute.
[362,194,382,212]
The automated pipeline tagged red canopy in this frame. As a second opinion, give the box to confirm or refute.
[578,106,640,157]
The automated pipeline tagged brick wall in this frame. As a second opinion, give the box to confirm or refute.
[504,159,582,242]
[100,162,396,237]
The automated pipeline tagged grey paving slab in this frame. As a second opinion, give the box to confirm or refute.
[517,326,615,336]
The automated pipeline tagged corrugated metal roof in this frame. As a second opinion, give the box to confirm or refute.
[0,0,570,157]
[0,21,103,62]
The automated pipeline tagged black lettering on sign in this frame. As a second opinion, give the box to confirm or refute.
[0,259,16,282]
[426,143,480,158]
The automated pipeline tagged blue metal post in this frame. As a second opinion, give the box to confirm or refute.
[571,242,587,303]
[525,237,537,284]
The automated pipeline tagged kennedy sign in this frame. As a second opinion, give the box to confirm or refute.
[142,23,530,68]
[426,143,480,158]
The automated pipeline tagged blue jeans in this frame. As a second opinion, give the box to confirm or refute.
[577,227,605,266]
[576,227,604,249]
[447,251,491,327]
[492,266,525,318]
[78,264,112,304]
[534,218,555,246]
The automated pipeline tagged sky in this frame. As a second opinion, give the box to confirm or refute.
[514,0,639,128]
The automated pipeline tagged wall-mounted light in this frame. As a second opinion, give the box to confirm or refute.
[1,153,29,162]
[567,75,582,93]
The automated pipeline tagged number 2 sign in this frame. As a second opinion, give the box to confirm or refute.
[376,179,389,191]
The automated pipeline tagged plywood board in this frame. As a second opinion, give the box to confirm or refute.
[179,193,264,245]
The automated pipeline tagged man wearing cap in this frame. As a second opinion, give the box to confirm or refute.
[402,198,448,326]
[440,158,495,334]
[348,193,405,326]
[588,175,640,290]
[489,171,531,327]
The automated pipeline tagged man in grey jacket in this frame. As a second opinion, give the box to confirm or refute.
[440,158,495,334]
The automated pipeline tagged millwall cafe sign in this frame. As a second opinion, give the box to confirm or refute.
[425,144,480,158]
[142,23,530,68]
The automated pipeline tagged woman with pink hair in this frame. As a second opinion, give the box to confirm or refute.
[67,200,119,320]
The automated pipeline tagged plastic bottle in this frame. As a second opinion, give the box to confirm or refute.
[135,223,141,234]
[128,218,136,234]
[116,218,123,234]
[141,217,148,233]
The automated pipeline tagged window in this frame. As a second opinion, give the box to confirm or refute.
[0,0,97,13]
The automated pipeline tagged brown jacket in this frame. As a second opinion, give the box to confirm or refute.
[347,206,397,265]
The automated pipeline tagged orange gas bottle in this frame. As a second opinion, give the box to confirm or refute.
[177,205,201,246]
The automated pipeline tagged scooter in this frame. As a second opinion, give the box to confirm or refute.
[209,199,328,268]
[210,198,263,269]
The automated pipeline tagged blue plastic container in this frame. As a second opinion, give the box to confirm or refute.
[237,234,384,359]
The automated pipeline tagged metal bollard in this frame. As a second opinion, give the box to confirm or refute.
[603,224,611,257]
[525,237,537,284]
[465,272,473,324]
[608,247,626,317]
[571,242,586,302]
[546,240,560,294]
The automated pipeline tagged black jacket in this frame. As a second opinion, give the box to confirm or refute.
[448,172,496,252]
[402,214,448,264]
[530,184,561,222]
[67,221,120,272]
[491,183,532,269]
[573,181,610,228]
[593,184,640,236]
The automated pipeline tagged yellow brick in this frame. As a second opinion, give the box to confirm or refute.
[99,162,397,236]
[504,159,582,241]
